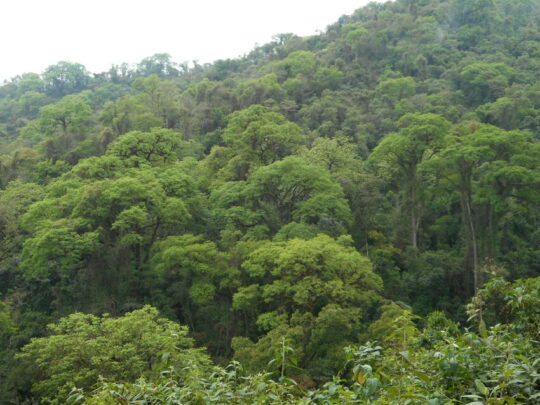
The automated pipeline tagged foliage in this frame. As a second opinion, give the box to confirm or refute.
[75,277,540,404]
[18,306,210,404]
[1,0,540,402]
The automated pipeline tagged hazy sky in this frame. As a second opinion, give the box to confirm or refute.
[0,0,377,82]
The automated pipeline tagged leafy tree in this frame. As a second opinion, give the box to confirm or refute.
[106,128,182,167]
[148,234,234,341]
[273,51,317,81]
[100,96,144,136]
[137,53,180,77]
[38,95,93,137]
[370,113,451,249]
[132,74,180,128]
[441,123,540,291]
[42,62,91,97]
[19,165,193,311]
[211,156,351,239]
[216,105,306,180]
[14,73,45,96]
[232,234,382,379]
[234,234,381,320]
[460,63,515,105]
[18,306,209,404]
[375,77,417,106]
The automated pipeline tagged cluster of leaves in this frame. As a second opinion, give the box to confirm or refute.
[17,306,210,404]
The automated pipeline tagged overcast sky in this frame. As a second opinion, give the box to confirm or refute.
[0,0,378,82]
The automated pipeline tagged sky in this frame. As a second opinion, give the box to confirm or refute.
[0,0,376,82]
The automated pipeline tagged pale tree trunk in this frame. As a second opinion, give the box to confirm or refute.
[465,194,479,293]
[410,177,420,251]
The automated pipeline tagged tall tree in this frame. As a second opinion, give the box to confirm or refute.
[370,113,450,250]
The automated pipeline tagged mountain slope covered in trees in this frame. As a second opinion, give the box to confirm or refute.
[1,0,540,403]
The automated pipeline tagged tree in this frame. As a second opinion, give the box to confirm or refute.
[38,95,92,137]
[18,306,209,404]
[369,113,451,249]
[442,123,540,292]
[100,96,145,136]
[19,165,192,311]
[232,234,382,379]
[217,105,306,180]
[460,63,515,106]
[211,156,351,239]
[15,73,45,96]
[273,51,317,81]
[106,128,182,167]
[132,74,180,128]
[148,234,236,349]
[234,234,381,318]
[137,53,179,78]
[375,77,417,106]
[42,62,91,97]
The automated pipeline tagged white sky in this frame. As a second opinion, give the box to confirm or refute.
[0,0,377,82]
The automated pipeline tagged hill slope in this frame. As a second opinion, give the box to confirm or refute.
[1,0,540,402]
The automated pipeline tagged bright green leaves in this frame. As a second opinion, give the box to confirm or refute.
[442,123,540,288]
[273,51,317,80]
[371,113,450,180]
[150,234,226,306]
[72,174,166,227]
[38,95,92,137]
[147,234,236,346]
[216,105,306,180]
[376,77,417,104]
[131,74,180,128]
[231,235,381,379]
[18,160,196,311]
[370,113,451,248]
[106,128,182,167]
[237,234,381,316]
[17,94,94,162]
[42,62,91,97]
[0,301,15,338]
[248,157,351,228]
[18,306,209,404]
[20,225,99,280]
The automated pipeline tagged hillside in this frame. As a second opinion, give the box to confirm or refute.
[1,0,540,403]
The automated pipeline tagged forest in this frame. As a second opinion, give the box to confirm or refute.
[0,0,539,403]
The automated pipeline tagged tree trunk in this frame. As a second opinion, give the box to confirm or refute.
[410,180,419,251]
[465,194,479,293]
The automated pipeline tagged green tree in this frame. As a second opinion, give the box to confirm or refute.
[149,234,227,311]
[442,123,540,292]
[232,234,382,378]
[18,306,209,404]
[370,113,451,249]
[217,105,306,180]
[42,62,91,97]
[38,95,93,137]
[132,74,180,128]
[211,156,351,239]
[106,128,182,167]
[137,53,179,77]
[460,63,515,105]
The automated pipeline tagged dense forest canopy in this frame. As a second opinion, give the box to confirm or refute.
[1,0,540,403]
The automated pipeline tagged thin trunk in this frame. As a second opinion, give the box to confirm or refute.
[465,195,479,293]
[410,180,419,251]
